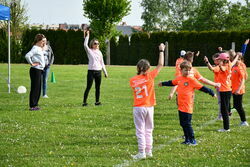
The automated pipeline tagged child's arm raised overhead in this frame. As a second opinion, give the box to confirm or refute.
[204,56,214,71]
[155,43,165,72]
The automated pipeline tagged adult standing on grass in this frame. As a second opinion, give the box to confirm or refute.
[25,34,46,111]
[82,30,108,106]
[129,43,165,160]
[42,38,54,98]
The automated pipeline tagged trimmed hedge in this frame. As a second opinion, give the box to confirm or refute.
[0,29,249,66]
[111,31,250,67]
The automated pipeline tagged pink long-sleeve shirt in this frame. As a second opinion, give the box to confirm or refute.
[84,34,107,75]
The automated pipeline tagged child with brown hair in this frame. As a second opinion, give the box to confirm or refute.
[159,61,219,145]
[129,43,165,160]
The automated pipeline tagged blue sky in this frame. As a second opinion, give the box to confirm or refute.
[23,0,245,26]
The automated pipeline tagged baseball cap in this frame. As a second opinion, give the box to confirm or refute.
[216,53,229,60]
[180,50,186,56]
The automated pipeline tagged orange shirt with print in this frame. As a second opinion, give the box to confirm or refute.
[172,76,203,114]
[239,61,248,80]
[175,57,184,77]
[231,65,245,94]
[130,69,159,107]
[213,63,232,92]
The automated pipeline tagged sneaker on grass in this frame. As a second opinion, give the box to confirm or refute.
[189,139,197,146]
[218,129,230,132]
[240,121,249,126]
[132,152,146,160]
[146,151,153,158]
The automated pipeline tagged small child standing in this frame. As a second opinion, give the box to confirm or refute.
[129,43,165,160]
[204,53,222,120]
[231,53,249,126]
[159,61,219,145]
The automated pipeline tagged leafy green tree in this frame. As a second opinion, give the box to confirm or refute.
[182,0,228,31]
[224,2,250,31]
[82,0,131,55]
[141,0,200,31]
[0,0,28,40]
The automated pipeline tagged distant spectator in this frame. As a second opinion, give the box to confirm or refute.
[42,38,54,98]
[25,34,46,111]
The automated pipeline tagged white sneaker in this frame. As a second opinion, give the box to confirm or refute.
[218,129,230,132]
[43,95,49,98]
[132,152,146,160]
[240,121,249,126]
[146,151,153,158]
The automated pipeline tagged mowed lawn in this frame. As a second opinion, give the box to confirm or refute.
[0,64,249,167]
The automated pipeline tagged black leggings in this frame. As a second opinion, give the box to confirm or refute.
[29,67,42,108]
[83,70,102,103]
[220,91,231,130]
[233,94,246,122]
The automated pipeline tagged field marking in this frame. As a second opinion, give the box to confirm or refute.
[113,103,250,167]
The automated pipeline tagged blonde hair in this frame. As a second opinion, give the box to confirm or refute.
[137,59,150,75]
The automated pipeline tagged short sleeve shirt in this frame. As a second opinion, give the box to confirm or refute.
[130,69,159,107]
[231,65,245,94]
[213,63,232,92]
[172,76,203,114]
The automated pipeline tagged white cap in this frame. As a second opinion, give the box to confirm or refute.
[180,50,186,56]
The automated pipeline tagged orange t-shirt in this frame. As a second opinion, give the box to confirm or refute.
[175,57,184,77]
[231,65,245,94]
[213,63,232,92]
[239,61,248,80]
[172,76,203,114]
[130,69,159,107]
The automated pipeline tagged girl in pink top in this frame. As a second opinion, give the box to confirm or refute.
[83,31,108,106]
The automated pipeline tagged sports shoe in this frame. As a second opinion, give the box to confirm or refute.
[131,152,146,160]
[42,95,49,98]
[82,103,88,107]
[181,140,190,145]
[146,151,153,158]
[218,129,230,132]
[95,102,102,106]
[240,121,249,126]
[29,107,40,111]
[189,139,198,146]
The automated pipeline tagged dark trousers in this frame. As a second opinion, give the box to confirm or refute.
[220,91,231,130]
[233,94,246,122]
[29,67,42,108]
[179,111,194,141]
[83,70,102,103]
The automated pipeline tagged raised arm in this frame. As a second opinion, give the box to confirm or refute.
[84,31,91,52]
[155,43,165,72]
[241,39,249,56]
[204,56,214,71]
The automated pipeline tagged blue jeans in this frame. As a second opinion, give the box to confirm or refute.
[42,66,50,96]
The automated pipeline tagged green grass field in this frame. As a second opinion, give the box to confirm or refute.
[0,64,249,167]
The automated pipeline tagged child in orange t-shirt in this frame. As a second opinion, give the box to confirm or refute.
[159,61,219,145]
[129,43,165,160]
[231,54,249,126]
[204,53,222,120]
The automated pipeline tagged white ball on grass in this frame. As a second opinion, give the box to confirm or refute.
[17,86,27,94]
